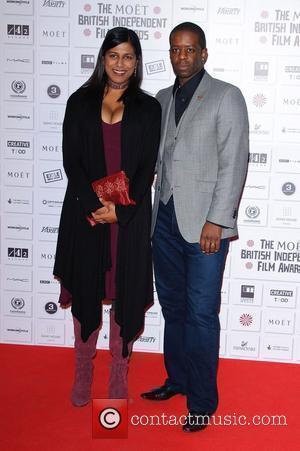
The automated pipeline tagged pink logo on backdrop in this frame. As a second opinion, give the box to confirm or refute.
[84,28,91,37]
[153,6,161,14]
[239,313,253,326]
[84,4,91,12]
[261,10,269,19]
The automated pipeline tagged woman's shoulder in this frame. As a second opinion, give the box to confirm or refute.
[67,86,89,105]
[134,90,161,113]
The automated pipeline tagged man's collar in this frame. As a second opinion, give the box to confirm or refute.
[172,68,205,96]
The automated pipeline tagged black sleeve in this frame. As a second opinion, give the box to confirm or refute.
[115,102,161,226]
[62,93,103,215]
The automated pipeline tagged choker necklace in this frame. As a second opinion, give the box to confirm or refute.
[107,79,129,90]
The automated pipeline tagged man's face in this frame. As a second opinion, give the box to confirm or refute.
[169,30,208,85]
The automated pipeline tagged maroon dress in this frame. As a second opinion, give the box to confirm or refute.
[102,120,121,300]
[58,121,121,305]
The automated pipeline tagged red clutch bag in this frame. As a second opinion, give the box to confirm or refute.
[87,170,136,226]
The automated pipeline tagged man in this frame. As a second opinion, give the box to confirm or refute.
[141,22,249,432]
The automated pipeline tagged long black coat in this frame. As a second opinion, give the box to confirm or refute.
[53,87,161,350]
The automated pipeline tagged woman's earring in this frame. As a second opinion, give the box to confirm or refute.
[134,66,137,77]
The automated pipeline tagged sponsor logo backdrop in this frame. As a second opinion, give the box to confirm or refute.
[1,0,299,363]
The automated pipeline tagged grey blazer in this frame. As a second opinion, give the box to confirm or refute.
[151,71,249,242]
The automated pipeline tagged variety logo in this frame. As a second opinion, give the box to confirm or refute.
[41,226,59,234]
[42,0,66,7]
[136,335,156,344]
[217,7,240,15]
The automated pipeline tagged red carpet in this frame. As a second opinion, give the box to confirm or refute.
[1,344,299,451]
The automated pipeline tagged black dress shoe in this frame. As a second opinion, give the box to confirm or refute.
[141,384,184,400]
[182,412,211,432]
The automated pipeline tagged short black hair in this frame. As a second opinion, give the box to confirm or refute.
[169,22,206,49]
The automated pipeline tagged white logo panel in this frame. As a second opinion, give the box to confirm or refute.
[3,266,32,292]
[4,161,33,187]
[3,187,33,214]
[3,293,32,317]
[3,46,34,73]
[4,103,34,129]
[3,134,34,160]
[2,318,32,343]
[38,188,64,215]
[3,215,33,240]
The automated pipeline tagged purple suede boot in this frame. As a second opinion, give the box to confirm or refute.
[108,309,133,399]
[71,316,100,407]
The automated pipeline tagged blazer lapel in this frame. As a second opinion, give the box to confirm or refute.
[158,88,173,158]
[176,72,212,135]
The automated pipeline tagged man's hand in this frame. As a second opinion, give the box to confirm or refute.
[91,199,117,224]
[200,222,222,254]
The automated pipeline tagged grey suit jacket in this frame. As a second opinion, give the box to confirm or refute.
[152,71,249,242]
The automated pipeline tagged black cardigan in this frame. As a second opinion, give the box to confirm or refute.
[53,87,161,352]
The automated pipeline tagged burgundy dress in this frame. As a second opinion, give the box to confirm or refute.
[58,121,121,304]
[102,120,121,300]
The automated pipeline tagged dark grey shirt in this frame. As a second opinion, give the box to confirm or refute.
[173,68,205,126]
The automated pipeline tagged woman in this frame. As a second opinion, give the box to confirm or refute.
[53,27,161,406]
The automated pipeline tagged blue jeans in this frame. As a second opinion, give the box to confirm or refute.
[152,198,229,413]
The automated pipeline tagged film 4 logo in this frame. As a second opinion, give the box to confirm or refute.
[8,247,28,259]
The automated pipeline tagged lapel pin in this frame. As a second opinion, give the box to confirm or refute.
[197,95,204,101]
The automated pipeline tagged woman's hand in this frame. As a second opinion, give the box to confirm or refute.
[91,199,117,224]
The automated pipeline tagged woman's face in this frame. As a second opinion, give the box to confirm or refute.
[103,41,137,85]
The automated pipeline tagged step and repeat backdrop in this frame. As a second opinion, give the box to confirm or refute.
[1,0,300,363]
